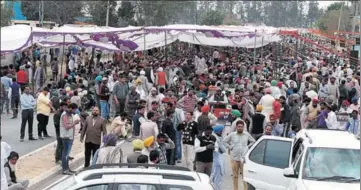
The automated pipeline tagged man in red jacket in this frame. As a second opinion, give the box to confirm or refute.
[16,68,28,91]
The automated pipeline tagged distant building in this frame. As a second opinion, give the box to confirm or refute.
[11,20,58,29]
[5,1,26,20]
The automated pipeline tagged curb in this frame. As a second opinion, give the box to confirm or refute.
[28,151,84,189]
[28,138,128,190]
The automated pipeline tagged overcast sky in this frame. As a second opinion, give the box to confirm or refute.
[318,1,341,9]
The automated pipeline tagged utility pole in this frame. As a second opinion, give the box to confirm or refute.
[39,1,44,27]
[105,0,110,27]
[351,1,360,34]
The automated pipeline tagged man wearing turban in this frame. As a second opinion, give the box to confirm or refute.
[142,136,156,157]
[127,139,144,164]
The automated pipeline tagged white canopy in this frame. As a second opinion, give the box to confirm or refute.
[1,24,282,54]
[1,25,51,53]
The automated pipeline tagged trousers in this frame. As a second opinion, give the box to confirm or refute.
[20,109,34,139]
[182,144,195,170]
[37,113,49,137]
[84,142,100,167]
[196,161,213,176]
[8,179,29,190]
[1,93,10,113]
[100,100,109,120]
[61,138,73,171]
[231,160,248,190]
[175,131,182,160]
[11,95,20,117]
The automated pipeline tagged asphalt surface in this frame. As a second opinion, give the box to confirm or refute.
[1,112,57,156]
[40,140,243,190]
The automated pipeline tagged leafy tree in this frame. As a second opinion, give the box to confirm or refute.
[117,1,136,26]
[200,10,224,25]
[85,1,118,27]
[21,1,83,25]
[1,4,13,27]
[21,1,39,21]
[326,2,345,12]
[134,1,198,26]
[287,1,298,27]
[307,1,321,27]
[317,8,351,35]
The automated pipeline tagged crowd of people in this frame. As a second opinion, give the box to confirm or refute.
[1,39,360,190]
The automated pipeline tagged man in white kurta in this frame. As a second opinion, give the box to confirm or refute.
[259,88,275,122]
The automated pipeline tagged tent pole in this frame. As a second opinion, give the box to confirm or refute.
[261,30,264,63]
[164,31,167,59]
[143,29,146,54]
[60,34,65,79]
[31,27,35,95]
[253,29,257,65]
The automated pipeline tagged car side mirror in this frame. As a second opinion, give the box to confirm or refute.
[283,167,297,178]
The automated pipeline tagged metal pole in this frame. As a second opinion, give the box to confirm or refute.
[164,31,167,59]
[359,0,361,133]
[143,29,146,54]
[60,34,65,79]
[337,3,344,45]
[41,1,44,26]
[105,0,110,27]
[31,27,35,95]
[261,30,264,63]
[253,30,257,65]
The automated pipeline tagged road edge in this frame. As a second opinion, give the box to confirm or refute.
[28,139,127,190]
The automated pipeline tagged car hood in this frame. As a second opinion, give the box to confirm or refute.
[303,180,360,190]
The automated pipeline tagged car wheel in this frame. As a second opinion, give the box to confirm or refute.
[247,183,256,190]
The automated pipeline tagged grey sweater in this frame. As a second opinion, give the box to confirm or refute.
[60,112,75,139]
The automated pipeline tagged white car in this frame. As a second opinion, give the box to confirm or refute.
[243,129,360,190]
[47,164,215,190]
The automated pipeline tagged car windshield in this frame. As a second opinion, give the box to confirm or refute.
[302,147,360,182]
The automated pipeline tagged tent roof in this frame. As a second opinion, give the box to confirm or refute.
[1,24,282,53]
[35,25,143,35]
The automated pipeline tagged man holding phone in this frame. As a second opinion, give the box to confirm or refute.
[60,103,80,175]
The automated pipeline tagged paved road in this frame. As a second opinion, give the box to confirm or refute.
[40,140,244,190]
[1,112,57,156]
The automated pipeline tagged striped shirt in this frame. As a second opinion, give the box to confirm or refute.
[177,95,197,113]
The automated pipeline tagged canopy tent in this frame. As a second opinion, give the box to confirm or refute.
[1,25,51,53]
[1,24,282,54]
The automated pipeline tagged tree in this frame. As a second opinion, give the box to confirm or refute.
[317,5,351,34]
[117,1,136,26]
[200,10,224,25]
[1,4,13,27]
[326,2,345,12]
[85,1,118,27]
[21,1,39,21]
[21,1,83,25]
[307,1,321,27]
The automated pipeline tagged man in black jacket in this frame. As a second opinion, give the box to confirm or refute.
[250,105,266,140]
[162,110,176,165]
[194,126,218,176]
[177,111,198,170]
[279,96,290,125]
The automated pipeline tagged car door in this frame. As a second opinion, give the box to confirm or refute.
[243,136,293,190]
